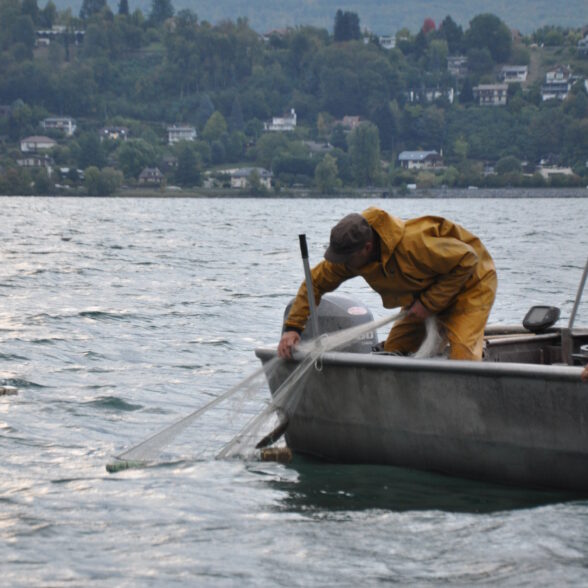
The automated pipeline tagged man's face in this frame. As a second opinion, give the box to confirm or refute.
[345,241,373,270]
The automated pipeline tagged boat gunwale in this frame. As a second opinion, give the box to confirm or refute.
[254,346,585,382]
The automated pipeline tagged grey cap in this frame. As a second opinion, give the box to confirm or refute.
[324,213,372,263]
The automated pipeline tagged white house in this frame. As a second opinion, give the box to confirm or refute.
[230,167,272,189]
[167,125,197,145]
[537,166,575,179]
[447,56,468,78]
[41,117,76,136]
[408,88,454,104]
[17,154,53,175]
[100,126,128,141]
[473,84,508,106]
[20,136,57,152]
[542,65,573,101]
[398,151,443,170]
[264,109,296,132]
[499,65,528,83]
[378,35,395,49]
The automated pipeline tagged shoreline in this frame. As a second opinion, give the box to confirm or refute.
[2,186,587,198]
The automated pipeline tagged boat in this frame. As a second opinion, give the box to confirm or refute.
[255,262,588,492]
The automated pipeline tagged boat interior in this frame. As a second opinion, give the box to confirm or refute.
[483,305,588,367]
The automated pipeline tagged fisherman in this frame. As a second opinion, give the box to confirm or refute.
[278,207,497,361]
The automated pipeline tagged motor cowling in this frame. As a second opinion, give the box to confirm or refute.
[282,293,378,353]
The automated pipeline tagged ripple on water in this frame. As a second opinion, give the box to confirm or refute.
[0,196,587,586]
[83,396,143,412]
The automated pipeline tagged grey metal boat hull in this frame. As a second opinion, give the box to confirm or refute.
[255,348,588,491]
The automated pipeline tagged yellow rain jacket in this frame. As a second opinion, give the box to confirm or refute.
[284,207,497,360]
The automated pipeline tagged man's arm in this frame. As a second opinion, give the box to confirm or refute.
[283,259,354,331]
[278,260,353,358]
[414,237,479,314]
[278,330,300,359]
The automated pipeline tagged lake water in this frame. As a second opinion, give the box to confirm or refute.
[1,193,588,586]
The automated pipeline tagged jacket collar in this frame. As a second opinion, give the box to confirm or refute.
[361,207,405,267]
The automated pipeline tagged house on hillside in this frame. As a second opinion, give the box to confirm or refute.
[447,56,468,78]
[41,117,76,136]
[17,154,54,175]
[264,109,296,132]
[100,126,128,141]
[138,167,164,185]
[398,151,443,170]
[36,26,85,45]
[334,115,361,132]
[230,167,272,189]
[473,84,508,106]
[20,136,57,152]
[542,65,573,101]
[167,125,197,145]
[537,165,575,179]
[499,65,528,83]
[578,35,588,56]
[407,88,454,104]
[378,35,395,49]
[303,141,334,157]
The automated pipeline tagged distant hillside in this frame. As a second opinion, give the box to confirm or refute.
[52,0,588,34]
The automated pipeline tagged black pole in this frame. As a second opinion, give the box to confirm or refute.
[299,234,320,338]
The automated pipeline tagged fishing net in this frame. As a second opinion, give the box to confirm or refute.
[109,310,418,470]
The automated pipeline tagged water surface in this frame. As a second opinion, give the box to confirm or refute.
[1,195,587,586]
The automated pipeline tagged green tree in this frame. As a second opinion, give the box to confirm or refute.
[252,133,289,169]
[465,13,512,63]
[314,153,339,193]
[77,132,106,169]
[202,111,227,142]
[439,15,463,54]
[32,168,54,194]
[174,142,201,186]
[347,122,381,185]
[210,139,226,164]
[195,94,215,129]
[247,169,268,195]
[79,0,106,19]
[118,0,129,16]
[85,166,122,195]
[12,15,35,53]
[495,155,521,174]
[39,0,56,27]
[229,95,244,131]
[467,47,494,77]
[333,10,360,42]
[453,135,469,161]
[21,0,39,25]
[116,139,158,178]
[148,0,174,27]
[225,131,246,162]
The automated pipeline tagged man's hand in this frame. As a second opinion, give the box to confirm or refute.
[582,365,588,383]
[407,299,431,321]
[278,331,301,359]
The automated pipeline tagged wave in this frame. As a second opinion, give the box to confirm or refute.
[83,396,143,411]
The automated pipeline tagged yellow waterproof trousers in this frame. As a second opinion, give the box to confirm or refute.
[384,303,495,361]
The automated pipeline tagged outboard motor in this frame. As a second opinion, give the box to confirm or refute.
[282,293,378,353]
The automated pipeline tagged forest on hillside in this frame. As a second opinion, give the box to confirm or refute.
[0,0,587,195]
[47,0,588,36]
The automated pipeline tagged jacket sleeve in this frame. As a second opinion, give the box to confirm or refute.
[284,260,354,331]
[414,237,479,314]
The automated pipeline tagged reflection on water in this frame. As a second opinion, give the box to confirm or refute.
[2,196,588,586]
[273,456,584,514]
